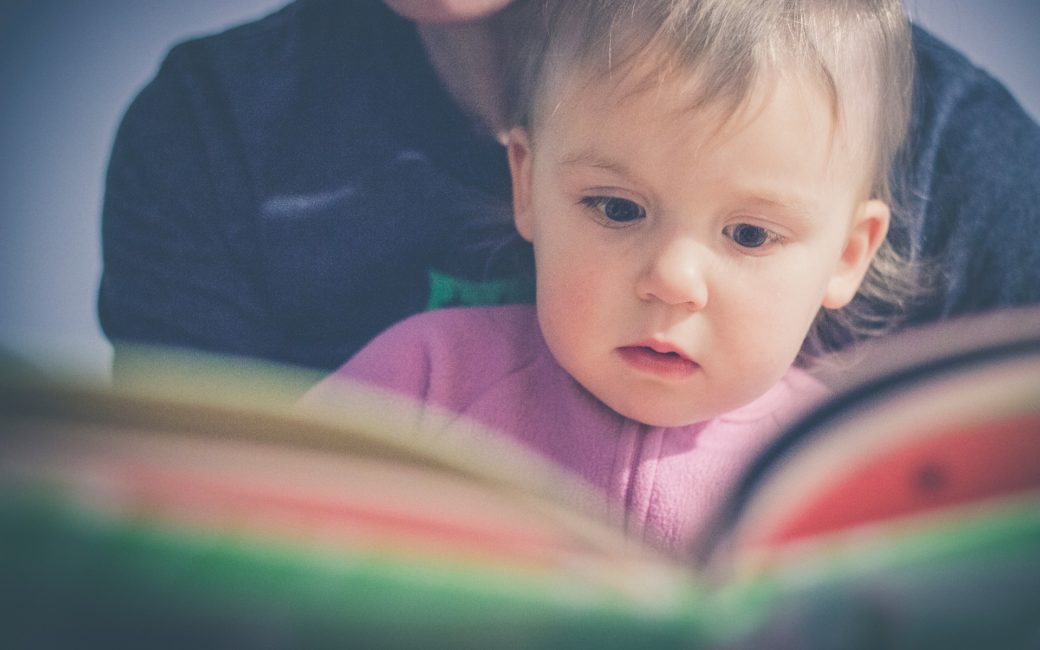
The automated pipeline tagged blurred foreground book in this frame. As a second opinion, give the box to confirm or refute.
[2,307,1039,648]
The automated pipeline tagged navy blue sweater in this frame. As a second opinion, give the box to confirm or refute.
[99,0,1040,371]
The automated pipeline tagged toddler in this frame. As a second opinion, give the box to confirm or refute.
[306,0,916,553]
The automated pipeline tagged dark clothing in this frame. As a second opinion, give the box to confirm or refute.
[98,0,1040,371]
[896,29,1040,326]
[100,0,514,371]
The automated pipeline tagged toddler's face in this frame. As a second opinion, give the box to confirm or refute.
[509,68,888,426]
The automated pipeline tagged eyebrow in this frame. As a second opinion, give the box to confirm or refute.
[558,149,633,177]
[739,192,820,218]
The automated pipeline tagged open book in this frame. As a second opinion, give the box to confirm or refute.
[2,307,1039,648]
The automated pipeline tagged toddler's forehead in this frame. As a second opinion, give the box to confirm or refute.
[535,56,877,194]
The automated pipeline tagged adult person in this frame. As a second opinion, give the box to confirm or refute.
[98,0,1040,375]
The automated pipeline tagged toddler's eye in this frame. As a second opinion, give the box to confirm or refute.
[724,223,778,249]
[581,196,646,223]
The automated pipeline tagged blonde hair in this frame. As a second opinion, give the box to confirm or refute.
[498,0,921,359]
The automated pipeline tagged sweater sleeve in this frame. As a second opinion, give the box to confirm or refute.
[98,42,277,373]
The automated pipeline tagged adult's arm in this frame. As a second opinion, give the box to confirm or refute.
[98,41,277,373]
[98,1,518,377]
[900,27,1040,325]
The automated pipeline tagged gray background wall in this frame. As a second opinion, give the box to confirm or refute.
[1,0,1037,381]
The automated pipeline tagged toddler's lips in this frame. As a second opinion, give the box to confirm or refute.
[617,345,699,379]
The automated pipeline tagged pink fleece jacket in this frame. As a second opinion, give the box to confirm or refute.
[306,305,827,553]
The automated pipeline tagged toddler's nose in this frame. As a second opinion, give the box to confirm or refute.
[636,238,709,310]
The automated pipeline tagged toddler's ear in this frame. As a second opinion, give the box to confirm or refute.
[822,199,890,309]
[507,127,534,242]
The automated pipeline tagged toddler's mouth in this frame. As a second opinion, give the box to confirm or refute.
[617,345,698,379]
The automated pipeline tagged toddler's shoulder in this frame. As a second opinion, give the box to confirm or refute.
[354,304,543,378]
[384,304,540,349]
[332,305,544,410]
